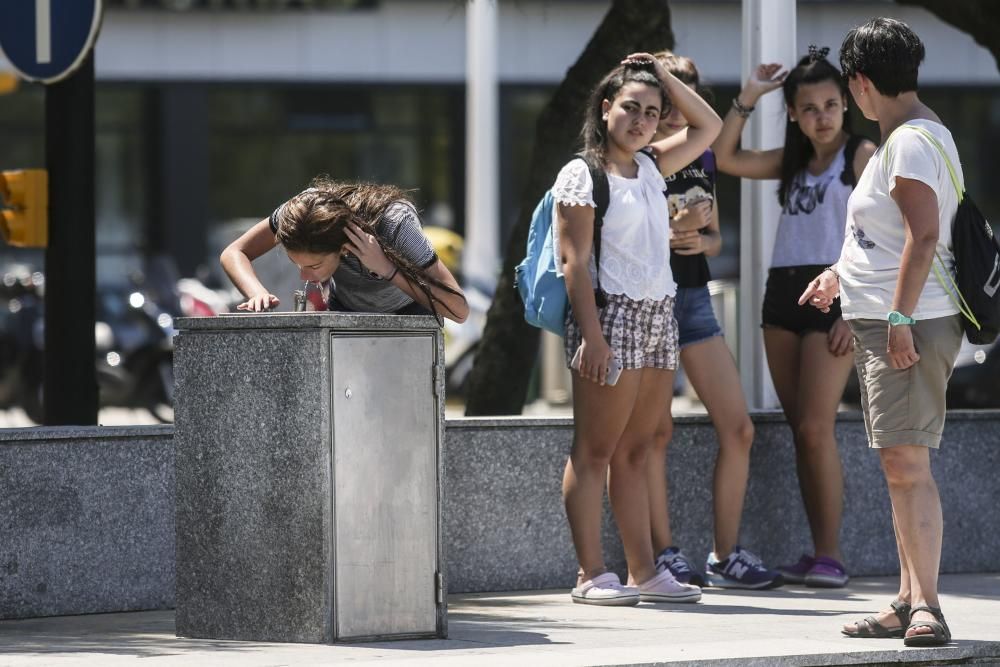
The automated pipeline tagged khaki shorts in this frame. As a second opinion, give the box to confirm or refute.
[848,315,962,449]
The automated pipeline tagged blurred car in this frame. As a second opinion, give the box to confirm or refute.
[945,338,1000,408]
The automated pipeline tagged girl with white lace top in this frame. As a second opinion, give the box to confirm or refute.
[554,53,721,606]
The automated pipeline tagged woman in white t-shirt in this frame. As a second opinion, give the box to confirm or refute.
[554,54,721,606]
[801,18,963,647]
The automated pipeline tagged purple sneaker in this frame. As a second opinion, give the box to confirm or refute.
[805,556,849,588]
[776,554,815,584]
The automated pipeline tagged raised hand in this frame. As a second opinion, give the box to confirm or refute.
[741,63,788,104]
[622,52,657,68]
[344,222,394,278]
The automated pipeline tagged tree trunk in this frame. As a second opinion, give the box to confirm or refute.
[895,1,1000,70]
[463,0,675,416]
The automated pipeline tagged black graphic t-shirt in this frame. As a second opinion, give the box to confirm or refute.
[665,150,715,288]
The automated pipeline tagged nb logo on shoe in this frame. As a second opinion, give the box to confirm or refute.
[727,562,748,579]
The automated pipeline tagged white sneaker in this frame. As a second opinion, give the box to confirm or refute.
[570,572,640,606]
[638,569,702,603]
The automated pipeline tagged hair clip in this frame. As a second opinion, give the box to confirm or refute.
[808,45,830,62]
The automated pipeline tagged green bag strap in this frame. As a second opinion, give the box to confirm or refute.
[881,124,980,330]
[888,124,964,202]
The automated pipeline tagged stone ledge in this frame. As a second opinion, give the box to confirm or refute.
[1,410,997,619]
[0,428,175,620]
[442,411,1000,593]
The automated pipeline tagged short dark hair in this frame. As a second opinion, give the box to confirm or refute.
[840,17,925,97]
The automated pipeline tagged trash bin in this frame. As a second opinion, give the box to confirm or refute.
[173,312,446,643]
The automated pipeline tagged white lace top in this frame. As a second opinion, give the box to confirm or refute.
[551,153,676,301]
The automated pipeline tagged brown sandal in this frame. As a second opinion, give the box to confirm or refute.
[903,605,951,647]
[842,599,911,638]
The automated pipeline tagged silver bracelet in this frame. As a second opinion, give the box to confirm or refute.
[732,97,755,118]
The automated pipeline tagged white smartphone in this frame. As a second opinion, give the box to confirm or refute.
[571,345,623,386]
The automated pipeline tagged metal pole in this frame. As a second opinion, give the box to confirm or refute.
[44,51,98,425]
[464,0,499,290]
[739,0,796,409]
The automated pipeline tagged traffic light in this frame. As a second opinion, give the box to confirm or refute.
[0,72,18,95]
[0,169,48,248]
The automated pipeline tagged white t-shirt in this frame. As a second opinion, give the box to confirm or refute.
[550,153,676,301]
[837,120,962,321]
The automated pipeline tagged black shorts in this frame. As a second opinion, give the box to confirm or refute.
[761,265,841,335]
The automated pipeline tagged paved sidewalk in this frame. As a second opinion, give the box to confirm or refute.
[0,574,997,666]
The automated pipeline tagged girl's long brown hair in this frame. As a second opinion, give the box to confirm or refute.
[778,53,853,207]
[273,176,465,324]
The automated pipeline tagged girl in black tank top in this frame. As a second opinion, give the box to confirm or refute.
[638,51,783,591]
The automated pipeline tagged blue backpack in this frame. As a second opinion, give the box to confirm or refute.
[515,154,610,336]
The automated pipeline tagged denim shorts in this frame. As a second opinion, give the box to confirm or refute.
[674,285,723,348]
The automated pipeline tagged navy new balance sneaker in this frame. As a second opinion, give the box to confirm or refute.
[655,546,705,588]
[705,545,784,589]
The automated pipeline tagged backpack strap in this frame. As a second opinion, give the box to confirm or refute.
[881,124,979,331]
[839,134,865,188]
[575,152,611,308]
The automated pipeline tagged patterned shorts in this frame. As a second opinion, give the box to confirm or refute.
[564,292,679,371]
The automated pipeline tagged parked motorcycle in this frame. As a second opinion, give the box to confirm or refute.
[0,265,177,424]
[0,264,44,416]
[945,338,1000,408]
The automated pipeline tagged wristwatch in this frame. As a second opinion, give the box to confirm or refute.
[887,310,917,326]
